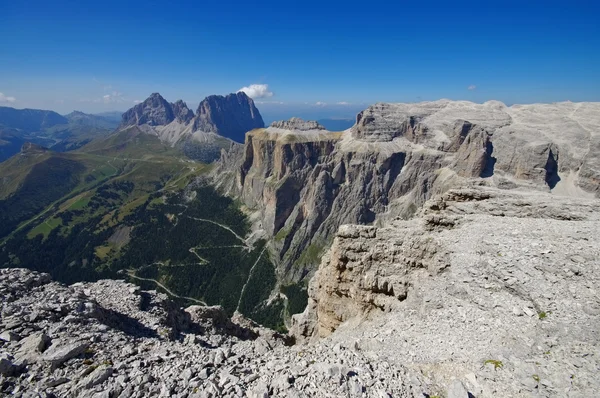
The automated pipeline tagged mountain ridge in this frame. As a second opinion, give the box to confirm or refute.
[115,91,264,162]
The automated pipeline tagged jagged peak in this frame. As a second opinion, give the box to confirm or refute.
[269,117,326,131]
[171,99,194,124]
[148,92,166,100]
[120,92,175,127]
[197,91,255,112]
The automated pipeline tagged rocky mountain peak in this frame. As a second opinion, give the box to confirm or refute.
[171,99,194,124]
[193,92,264,142]
[120,93,175,127]
[270,117,326,131]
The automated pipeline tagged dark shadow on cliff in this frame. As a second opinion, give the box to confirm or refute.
[545,148,561,189]
[481,140,497,178]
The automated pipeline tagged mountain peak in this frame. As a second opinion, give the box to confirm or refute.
[120,93,175,127]
[193,92,264,142]
[171,99,194,124]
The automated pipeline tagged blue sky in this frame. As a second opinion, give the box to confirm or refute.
[0,0,599,120]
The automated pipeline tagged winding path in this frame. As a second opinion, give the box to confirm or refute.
[186,216,252,250]
[125,270,207,306]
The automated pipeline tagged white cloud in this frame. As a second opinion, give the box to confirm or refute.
[238,84,273,99]
[468,85,477,91]
[133,99,142,104]
[0,92,17,103]
[101,91,125,104]
[255,100,285,105]
[315,101,327,107]
[336,101,350,105]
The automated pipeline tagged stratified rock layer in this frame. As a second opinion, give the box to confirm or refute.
[270,118,326,131]
[214,101,600,283]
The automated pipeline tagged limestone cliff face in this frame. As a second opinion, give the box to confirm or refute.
[288,186,600,397]
[214,101,600,284]
[291,186,600,340]
[216,124,459,282]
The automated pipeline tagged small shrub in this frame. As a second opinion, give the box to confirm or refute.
[484,359,504,370]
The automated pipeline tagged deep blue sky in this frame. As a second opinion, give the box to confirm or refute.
[1,0,599,120]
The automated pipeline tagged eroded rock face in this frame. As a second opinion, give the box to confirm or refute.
[214,100,600,283]
[230,126,453,282]
[193,92,264,143]
[120,93,175,127]
[171,99,194,124]
[270,117,326,131]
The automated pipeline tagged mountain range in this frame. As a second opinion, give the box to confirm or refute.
[0,91,264,163]
[0,107,119,161]
[0,95,599,397]
[117,91,263,162]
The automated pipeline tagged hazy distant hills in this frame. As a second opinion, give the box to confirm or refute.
[92,111,123,125]
[0,107,120,161]
[0,107,67,131]
[65,111,120,130]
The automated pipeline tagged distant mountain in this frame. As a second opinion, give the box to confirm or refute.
[172,99,194,124]
[115,92,264,162]
[0,107,115,162]
[66,111,120,130]
[193,92,264,142]
[0,107,67,132]
[0,129,27,163]
[121,93,176,127]
[317,118,355,131]
[120,91,264,143]
[93,111,123,125]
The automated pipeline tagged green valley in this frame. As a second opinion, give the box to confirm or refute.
[0,125,285,330]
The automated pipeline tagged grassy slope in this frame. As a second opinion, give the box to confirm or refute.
[0,126,200,240]
[0,127,287,329]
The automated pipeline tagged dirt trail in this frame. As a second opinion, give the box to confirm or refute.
[125,270,207,306]
[186,216,252,250]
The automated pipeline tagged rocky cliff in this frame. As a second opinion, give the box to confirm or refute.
[291,185,600,397]
[213,100,600,284]
[193,92,264,143]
